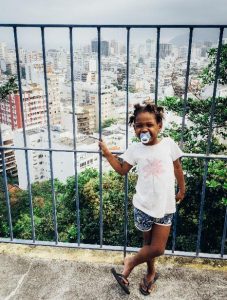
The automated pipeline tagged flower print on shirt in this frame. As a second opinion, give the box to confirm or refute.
[142,158,165,178]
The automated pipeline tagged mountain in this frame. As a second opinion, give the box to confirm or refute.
[169,30,222,46]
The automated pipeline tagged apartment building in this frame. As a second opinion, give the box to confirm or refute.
[0,124,17,178]
[13,125,98,189]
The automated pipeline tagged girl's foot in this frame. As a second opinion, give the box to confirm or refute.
[146,269,156,283]
[139,272,159,296]
[111,268,130,294]
[122,256,134,278]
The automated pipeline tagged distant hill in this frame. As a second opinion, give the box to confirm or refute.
[169,30,221,46]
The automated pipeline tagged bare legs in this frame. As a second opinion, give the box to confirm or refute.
[122,224,171,279]
[143,231,156,282]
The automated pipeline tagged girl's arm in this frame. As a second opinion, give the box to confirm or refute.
[173,159,186,203]
[99,140,133,175]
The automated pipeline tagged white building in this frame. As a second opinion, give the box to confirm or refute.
[0,124,17,178]
[13,125,98,189]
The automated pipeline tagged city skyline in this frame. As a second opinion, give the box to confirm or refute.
[0,28,226,52]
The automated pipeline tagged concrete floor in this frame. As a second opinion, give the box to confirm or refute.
[0,243,226,300]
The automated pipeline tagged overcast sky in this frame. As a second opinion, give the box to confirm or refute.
[0,0,227,24]
[0,0,227,49]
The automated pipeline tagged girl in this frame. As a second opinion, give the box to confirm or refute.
[99,103,185,295]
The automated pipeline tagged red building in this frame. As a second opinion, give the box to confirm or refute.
[0,84,46,130]
[0,93,22,130]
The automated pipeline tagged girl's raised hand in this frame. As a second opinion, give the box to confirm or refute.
[99,139,111,157]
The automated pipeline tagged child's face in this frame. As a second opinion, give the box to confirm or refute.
[133,112,162,145]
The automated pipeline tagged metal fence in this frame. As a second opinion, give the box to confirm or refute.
[0,24,226,259]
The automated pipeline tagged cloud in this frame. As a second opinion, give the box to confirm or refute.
[0,0,226,49]
[0,0,227,24]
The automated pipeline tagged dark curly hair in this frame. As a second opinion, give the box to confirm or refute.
[129,102,164,125]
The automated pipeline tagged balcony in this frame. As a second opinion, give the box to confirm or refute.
[0,23,227,299]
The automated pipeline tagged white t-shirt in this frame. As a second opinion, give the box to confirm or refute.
[120,137,183,218]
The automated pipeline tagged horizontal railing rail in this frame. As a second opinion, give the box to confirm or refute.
[0,24,226,259]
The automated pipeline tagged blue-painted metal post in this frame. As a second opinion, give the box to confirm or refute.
[41,26,58,244]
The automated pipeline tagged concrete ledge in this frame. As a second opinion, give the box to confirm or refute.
[0,243,226,270]
[0,243,227,300]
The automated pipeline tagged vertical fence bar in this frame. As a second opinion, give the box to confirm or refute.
[13,26,35,242]
[97,26,103,248]
[196,27,224,256]
[155,27,160,105]
[171,205,178,253]
[172,27,194,253]
[69,27,80,245]
[221,207,227,257]
[123,27,130,257]
[206,28,224,155]
[180,27,193,148]
[0,128,13,240]
[41,26,58,244]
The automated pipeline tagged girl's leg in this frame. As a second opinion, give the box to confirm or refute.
[122,224,171,278]
[143,231,156,282]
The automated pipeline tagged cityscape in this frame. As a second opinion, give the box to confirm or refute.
[0,29,227,189]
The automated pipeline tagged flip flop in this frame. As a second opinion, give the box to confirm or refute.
[111,268,130,295]
[139,272,159,296]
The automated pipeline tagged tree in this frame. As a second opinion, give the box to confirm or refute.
[199,44,227,85]
[159,95,226,252]
[0,76,18,103]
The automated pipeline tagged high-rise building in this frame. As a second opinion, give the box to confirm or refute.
[0,93,23,130]
[0,84,46,130]
[91,40,109,56]
[146,39,154,57]
[0,77,62,130]
[160,43,173,59]
[0,42,7,60]
[110,40,118,55]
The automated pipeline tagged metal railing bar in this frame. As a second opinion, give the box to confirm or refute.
[155,27,160,104]
[69,27,80,246]
[221,207,227,257]
[13,26,35,242]
[0,130,13,240]
[41,26,58,244]
[123,27,130,257]
[0,146,226,160]
[1,24,227,28]
[0,24,226,258]
[180,27,193,148]
[196,27,224,256]
[0,238,226,259]
[97,26,103,248]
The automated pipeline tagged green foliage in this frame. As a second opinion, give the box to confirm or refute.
[102,118,117,128]
[159,94,226,253]
[160,96,227,153]
[0,76,18,103]
[199,44,227,85]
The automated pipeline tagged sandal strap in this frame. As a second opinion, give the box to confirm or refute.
[113,271,129,285]
[143,277,154,289]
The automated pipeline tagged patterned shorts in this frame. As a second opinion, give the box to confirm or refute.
[134,207,174,232]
